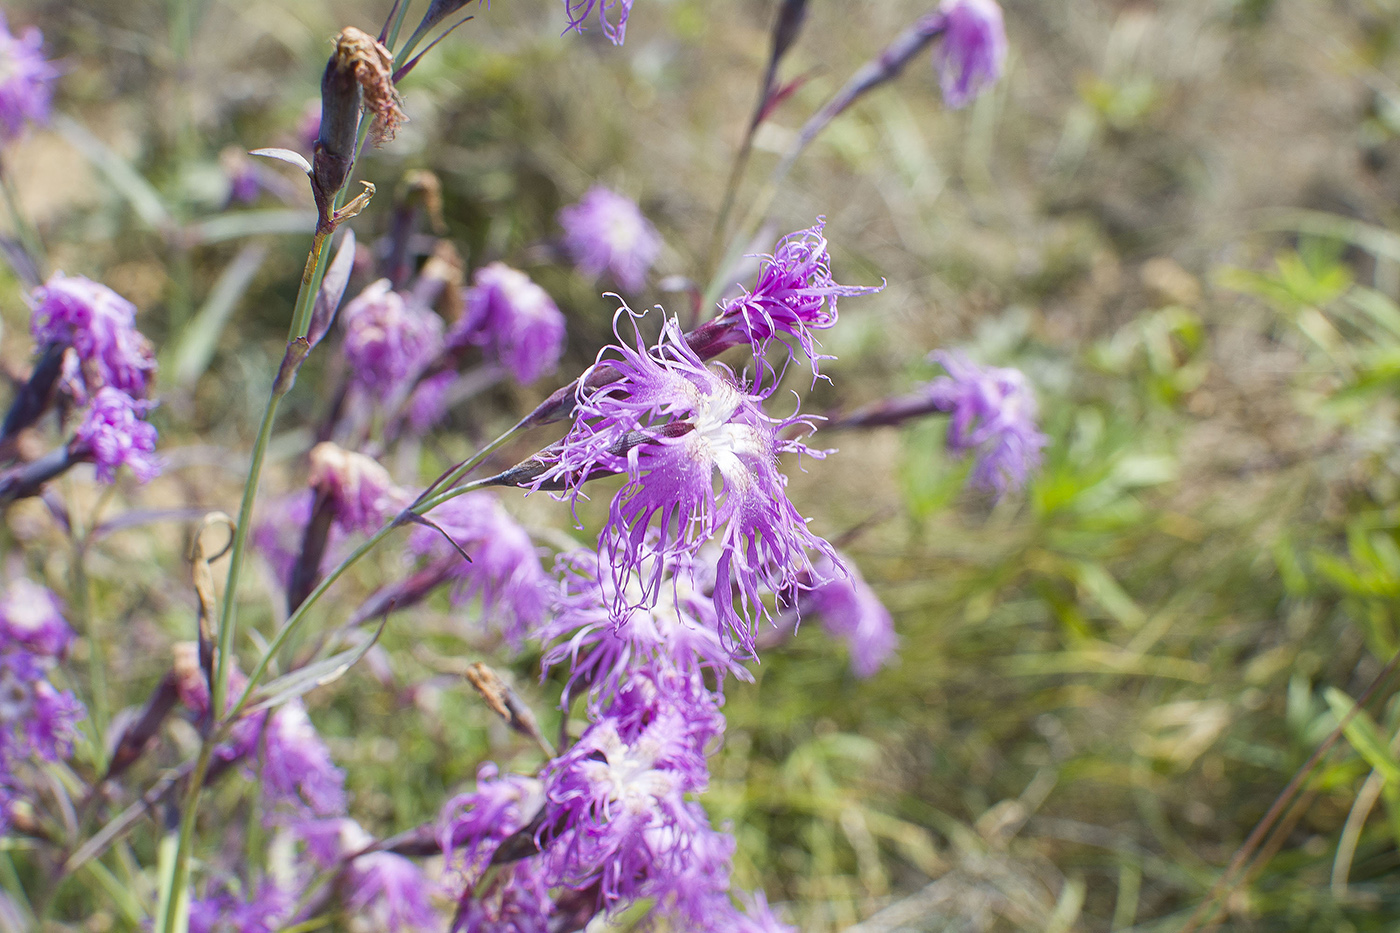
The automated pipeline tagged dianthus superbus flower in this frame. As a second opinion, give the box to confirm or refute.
[933,0,1007,108]
[308,442,409,534]
[927,350,1046,494]
[539,663,723,911]
[558,187,661,293]
[340,279,445,398]
[538,547,748,705]
[536,309,836,654]
[709,219,881,383]
[0,633,84,833]
[256,700,346,820]
[806,555,896,678]
[30,273,156,401]
[345,852,438,933]
[189,880,293,933]
[72,387,160,483]
[439,763,544,883]
[452,262,566,384]
[0,14,57,143]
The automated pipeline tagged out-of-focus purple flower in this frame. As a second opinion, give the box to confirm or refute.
[562,0,635,46]
[535,310,836,655]
[0,14,57,143]
[452,263,566,384]
[932,0,1006,108]
[72,387,160,483]
[711,219,881,384]
[727,891,800,933]
[0,647,84,832]
[539,547,749,705]
[341,279,446,398]
[926,350,1046,494]
[256,700,346,819]
[558,187,661,293]
[806,555,896,678]
[346,852,439,933]
[295,816,372,869]
[406,369,456,434]
[308,442,409,535]
[30,273,156,401]
[221,147,262,204]
[440,763,544,884]
[253,491,320,589]
[0,579,71,658]
[189,879,293,933]
[411,492,551,645]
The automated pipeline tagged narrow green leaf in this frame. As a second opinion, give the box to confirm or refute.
[167,243,267,386]
[1324,687,1400,784]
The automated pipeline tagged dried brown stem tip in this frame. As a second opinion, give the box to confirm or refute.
[312,27,405,211]
[334,27,404,145]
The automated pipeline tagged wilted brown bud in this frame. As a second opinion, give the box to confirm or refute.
[313,27,406,207]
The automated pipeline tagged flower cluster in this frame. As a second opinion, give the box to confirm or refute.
[451,262,567,384]
[0,579,83,833]
[30,273,156,402]
[926,350,1047,494]
[558,187,661,293]
[0,13,57,143]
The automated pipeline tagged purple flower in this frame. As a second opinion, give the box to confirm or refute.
[440,763,544,884]
[189,880,293,933]
[933,0,1007,108]
[926,350,1046,494]
[406,369,456,434]
[711,219,881,384]
[535,310,836,655]
[806,555,896,679]
[558,187,661,293]
[0,647,84,832]
[308,442,409,535]
[341,279,446,397]
[411,492,552,645]
[727,891,800,933]
[539,547,749,705]
[540,664,723,910]
[255,700,346,819]
[562,0,636,45]
[253,491,322,588]
[346,852,439,933]
[0,14,57,143]
[295,816,371,868]
[72,387,160,483]
[0,579,71,658]
[30,273,156,400]
[453,263,566,384]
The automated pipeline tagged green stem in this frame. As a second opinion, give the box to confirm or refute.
[224,474,498,725]
[385,0,415,53]
[414,420,523,509]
